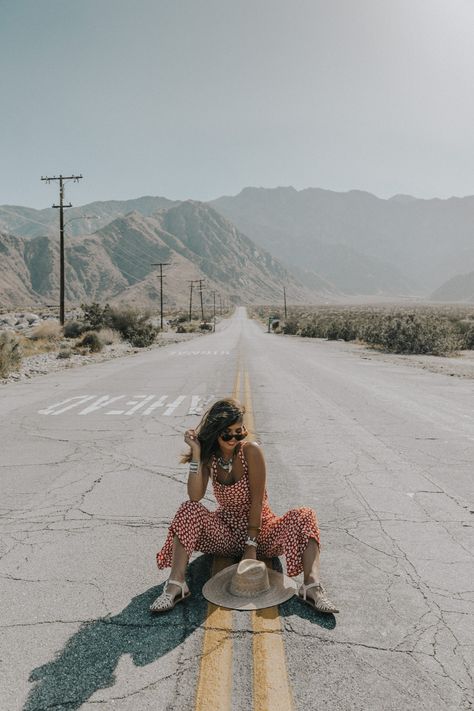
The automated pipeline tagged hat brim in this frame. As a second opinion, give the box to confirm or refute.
[202,563,297,610]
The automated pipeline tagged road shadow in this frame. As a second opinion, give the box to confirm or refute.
[24,555,212,711]
[24,555,334,710]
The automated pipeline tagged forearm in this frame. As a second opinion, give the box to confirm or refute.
[243,510,261,559]
[247,501,262,535]
[186,456,206,501]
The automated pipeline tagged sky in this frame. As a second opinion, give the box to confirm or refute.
[1,0,474,209]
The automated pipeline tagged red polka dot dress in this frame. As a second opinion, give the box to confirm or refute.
[156,442,320,577]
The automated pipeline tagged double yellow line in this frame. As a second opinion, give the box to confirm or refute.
[194,362,295,711]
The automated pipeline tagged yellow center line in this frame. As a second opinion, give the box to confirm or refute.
[194,362,243,711]
[194,555,234,711]
[244,369,295,711]
[195,365,294,711]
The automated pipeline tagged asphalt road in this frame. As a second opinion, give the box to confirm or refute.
[1,308,473,710]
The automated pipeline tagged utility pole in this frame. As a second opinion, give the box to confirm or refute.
[197,279,205,320]
[41,174,82,325]
[283,286,287,319]
[151,262,170,329]
[188,280,199,322]
[211,290,216,331]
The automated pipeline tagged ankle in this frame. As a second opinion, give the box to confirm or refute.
[169,575,186,585]
[303,576,320,586]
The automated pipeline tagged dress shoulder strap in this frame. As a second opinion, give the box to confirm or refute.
[238,441,249,469]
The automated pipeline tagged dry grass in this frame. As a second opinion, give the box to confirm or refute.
[29,320,62,341]
[0,332,22,377]
[17,335,59,357]
[97,327,121,345]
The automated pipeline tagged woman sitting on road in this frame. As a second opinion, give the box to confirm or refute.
[150,397,338,614]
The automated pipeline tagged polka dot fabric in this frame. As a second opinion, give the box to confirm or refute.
[156,442,320,577]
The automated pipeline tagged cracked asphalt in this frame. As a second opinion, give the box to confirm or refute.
[1,308,473,710]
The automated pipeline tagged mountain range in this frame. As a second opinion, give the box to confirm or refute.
[0,201,319,310]
[211,187,474,298]
[1,186,474,308]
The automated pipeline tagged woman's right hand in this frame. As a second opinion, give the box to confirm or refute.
[184,429,201,456]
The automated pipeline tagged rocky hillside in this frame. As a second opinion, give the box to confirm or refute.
[0,202,322,310]
[0,196,177,239]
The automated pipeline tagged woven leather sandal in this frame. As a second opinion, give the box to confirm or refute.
[298,582,339,614]
[149,579,191,613]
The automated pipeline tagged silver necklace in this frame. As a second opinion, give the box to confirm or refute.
[217,453,234,475]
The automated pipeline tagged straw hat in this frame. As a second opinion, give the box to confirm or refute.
[202,559,297,610]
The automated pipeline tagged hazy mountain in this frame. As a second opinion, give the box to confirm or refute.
[210,186,474,295]
[4,185,474,300]
[0,202,321,310]
[430,272,474,303]
[0,196,177,240]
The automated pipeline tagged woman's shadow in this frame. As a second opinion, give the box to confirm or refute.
[24,556,336,710]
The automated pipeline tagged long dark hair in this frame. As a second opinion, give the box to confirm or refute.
[181,397,246,465]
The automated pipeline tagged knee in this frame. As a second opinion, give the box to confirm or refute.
[301,506,318,522]
[292,506,318,523]
[292,506,318,529]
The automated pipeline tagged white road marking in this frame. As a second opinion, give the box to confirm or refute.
[143,395,168,415]
[38,394,214,417]
[125,395,155,415]
[164,396,186,416]
[188,395,214,415]
[170,350,230,356]
[79,395,125,415]
[38,395,95,416]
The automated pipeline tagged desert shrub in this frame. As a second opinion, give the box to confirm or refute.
[128,323,156,347]
[80,302,113,330]
[96,327,121,345]
[30,320,62,341]
[378,313,462,355]
[77,330,104,353]
[57,348,72,359]
[177,322,199,333]
[281,318,299,335]
[456,321,474,349]
[108,307,158,347]
[252,303,471,355]
[63,320,86,338]
[0,332,22,377]
[79,304,157,347]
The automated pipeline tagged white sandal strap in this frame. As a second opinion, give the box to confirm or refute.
[299,582,322,601]
[166,579,188,595]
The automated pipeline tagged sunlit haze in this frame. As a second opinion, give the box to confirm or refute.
[1,0,473,208]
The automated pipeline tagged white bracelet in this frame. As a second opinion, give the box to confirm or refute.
[245,538,258,548]
[189,461,199,474]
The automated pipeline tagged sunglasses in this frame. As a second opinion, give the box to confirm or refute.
[220,428,248,442]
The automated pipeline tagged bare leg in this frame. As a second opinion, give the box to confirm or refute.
[150,535,191,611]
[167,535,189,597]
[302,538,321,586]
[300,538,338,612]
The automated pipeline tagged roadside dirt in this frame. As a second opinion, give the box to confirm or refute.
[0,330,204,385]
